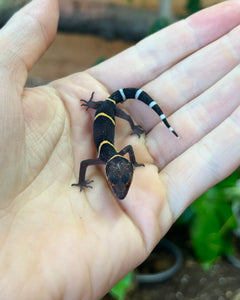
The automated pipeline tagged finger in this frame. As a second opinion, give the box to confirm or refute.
[147,63,240,168]
[88,1,240,91]
[0,0,59,88]
[161,105,240,221]
[115,20,240,147]
[128,22,240,129]
[0,0,59,193]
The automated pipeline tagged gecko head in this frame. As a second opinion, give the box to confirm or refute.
[106,156,133,200]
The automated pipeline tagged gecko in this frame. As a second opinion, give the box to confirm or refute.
[72,88,179,199]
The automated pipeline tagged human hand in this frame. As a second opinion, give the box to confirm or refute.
[0,0,240,299]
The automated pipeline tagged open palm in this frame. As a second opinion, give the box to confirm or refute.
[0,0,240,299]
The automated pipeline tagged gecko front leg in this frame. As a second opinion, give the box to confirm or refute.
[72,158,105,191]
[119,145,144,168]
[80,92,103,111]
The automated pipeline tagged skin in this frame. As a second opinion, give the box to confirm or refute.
[0,0,240,299]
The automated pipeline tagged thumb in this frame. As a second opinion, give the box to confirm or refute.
[0,0,59,88]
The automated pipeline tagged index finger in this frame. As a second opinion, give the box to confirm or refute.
[88,0,240,92]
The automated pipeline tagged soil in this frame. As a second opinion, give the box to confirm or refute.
[104,226,240,300]
[127,259,240,300]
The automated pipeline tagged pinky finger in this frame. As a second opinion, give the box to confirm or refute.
[161,106,240,220]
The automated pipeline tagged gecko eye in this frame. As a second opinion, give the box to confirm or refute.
[109,174,118,185]
[122,174,130,184]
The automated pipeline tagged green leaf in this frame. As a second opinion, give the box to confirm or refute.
[189,172,239,265]
[177,206,194,225]
[186,0,202,14]
[110,272,134,300]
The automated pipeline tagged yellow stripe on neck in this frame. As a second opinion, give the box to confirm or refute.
[106,98,116,105]
[98,140,117,156]
[94,112,115,125]
[107,154,123,163]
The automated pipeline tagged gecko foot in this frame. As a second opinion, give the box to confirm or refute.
[134,162,145,168]
[80,92,95,111]
[130,125,145,138]
[72,179,94,191]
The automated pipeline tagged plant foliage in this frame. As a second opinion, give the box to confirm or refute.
[180,170,239,267]
[186,0,202,14]
[110,272,134,300]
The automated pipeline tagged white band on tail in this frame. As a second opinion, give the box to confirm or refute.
[149,101,157,108]
[135,89,143,99]
[160,113,166,120]
[119,89,126,101]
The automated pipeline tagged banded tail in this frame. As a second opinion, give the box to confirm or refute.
[109,88,179,139]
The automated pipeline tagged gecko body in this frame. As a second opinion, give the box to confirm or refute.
[72,88,178,199]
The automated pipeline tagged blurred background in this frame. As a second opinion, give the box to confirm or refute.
[0,0,222,82]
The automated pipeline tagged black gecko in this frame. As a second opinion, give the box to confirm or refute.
[72,88,179,199]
